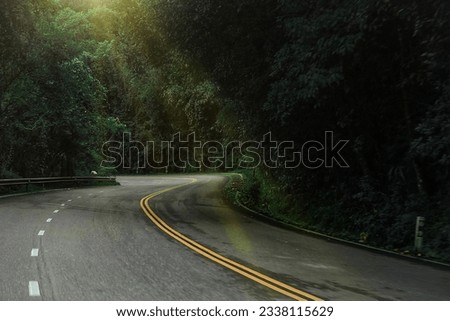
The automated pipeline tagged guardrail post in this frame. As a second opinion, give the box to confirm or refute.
[415,216,425,254]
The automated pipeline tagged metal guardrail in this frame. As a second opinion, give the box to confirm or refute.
[0,176,116,188]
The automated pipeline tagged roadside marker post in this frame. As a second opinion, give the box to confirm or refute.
[415,216,425,254]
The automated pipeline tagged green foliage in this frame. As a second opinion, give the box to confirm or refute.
[1,0,449,259]
[0,0,125,177]
[159,0,450,259]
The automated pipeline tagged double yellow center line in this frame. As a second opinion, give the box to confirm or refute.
[140,178,322,301]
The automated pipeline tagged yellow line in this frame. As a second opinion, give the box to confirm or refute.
[140,178,322,301]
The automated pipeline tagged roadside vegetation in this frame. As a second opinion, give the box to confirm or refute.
[1,0,449,260]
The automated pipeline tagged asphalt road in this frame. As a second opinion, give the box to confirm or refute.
[0,175,449,300]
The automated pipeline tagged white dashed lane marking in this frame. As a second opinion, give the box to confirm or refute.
[28,195,81,298]
[28,281,41,297]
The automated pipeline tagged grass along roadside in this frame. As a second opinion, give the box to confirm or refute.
[222,171,450,267]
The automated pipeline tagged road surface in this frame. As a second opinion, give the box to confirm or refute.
[0,175,448,300]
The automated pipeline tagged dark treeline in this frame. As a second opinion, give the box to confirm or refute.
[1,0,449,259]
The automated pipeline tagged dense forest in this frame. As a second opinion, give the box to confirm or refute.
[1,0,449,260]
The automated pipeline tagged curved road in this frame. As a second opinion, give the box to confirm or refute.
[0,175,449,300]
